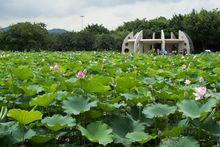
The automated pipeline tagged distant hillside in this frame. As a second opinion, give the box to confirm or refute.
[0,27,9,32]
[48,29,68,34]
[0,27,68,35]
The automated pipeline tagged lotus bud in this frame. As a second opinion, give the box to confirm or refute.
[76,69,87,79]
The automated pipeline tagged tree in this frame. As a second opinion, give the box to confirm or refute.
[95,34,115,50]
[75,31,96,51]
[147,17,171,38]
[111,31,129,51]
[49,32,77,51]
[83,24,109,35]
[116,17,170,38]
[0,31,3,50]
[170,14,185,33]
[116,19,147,33]
[2,22,50,51]
[183,9,220,52]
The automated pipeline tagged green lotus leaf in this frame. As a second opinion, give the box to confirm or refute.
[87,75,112,86]
[56,91,70,101]
[0,121,15,138]
[120,93,138,100]
[110,115,145,146]
[31,135,54,144]
[129,107,153,125]
[22,85,44,96]
[177,99,217,119]
[162,126,185,138]
[30,128,55,143]
[121,92,151,103]
[160,137,199,147]
[62,96,97,115]
[98,102,125,112]
[12,66,34,81]
[29,93,56,107]
[126,132,157,144]
[209,92,220,100]
[7,109,43,125]
[193,119,220,137]
[24,129,36,140]
[115,76,140,92]
[80,79,111,93]
[41,114,76,131]
[143,103,177,118]
[87,110,103,119]
[78,121,113,146]
[213,68,220,75]
[9,123,36,143]
[135,87,153,98]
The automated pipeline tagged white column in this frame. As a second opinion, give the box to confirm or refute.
[161,30,165,52]
[152,32,155,49]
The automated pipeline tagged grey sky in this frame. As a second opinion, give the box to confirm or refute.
[0,0,219,31]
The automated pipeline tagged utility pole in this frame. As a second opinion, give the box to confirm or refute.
[80,16,84,30]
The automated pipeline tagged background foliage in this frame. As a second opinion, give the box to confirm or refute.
[0,9,220,52]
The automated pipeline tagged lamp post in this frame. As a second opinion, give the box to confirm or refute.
[80,15,84,30]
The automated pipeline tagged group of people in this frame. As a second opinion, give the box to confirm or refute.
[156,49,178,55]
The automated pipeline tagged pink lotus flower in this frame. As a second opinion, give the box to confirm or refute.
[193,86,207,101]
[76,69,87,79]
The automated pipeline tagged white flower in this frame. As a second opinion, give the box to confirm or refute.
[49,66,53,71]
[137,102,143,108]
[193,86,207,101]
[182,64,187,69]
[54,64,60,71]
[158,130,162,135]
[199,76,205,82]
[184,80,191,85]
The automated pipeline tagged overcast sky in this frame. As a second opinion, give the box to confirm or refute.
[0,0,219,31]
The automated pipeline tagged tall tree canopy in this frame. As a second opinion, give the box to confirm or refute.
[83,24,110,35]
[2,22,50,51]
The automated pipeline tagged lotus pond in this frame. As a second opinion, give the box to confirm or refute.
[0,51,219,146]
